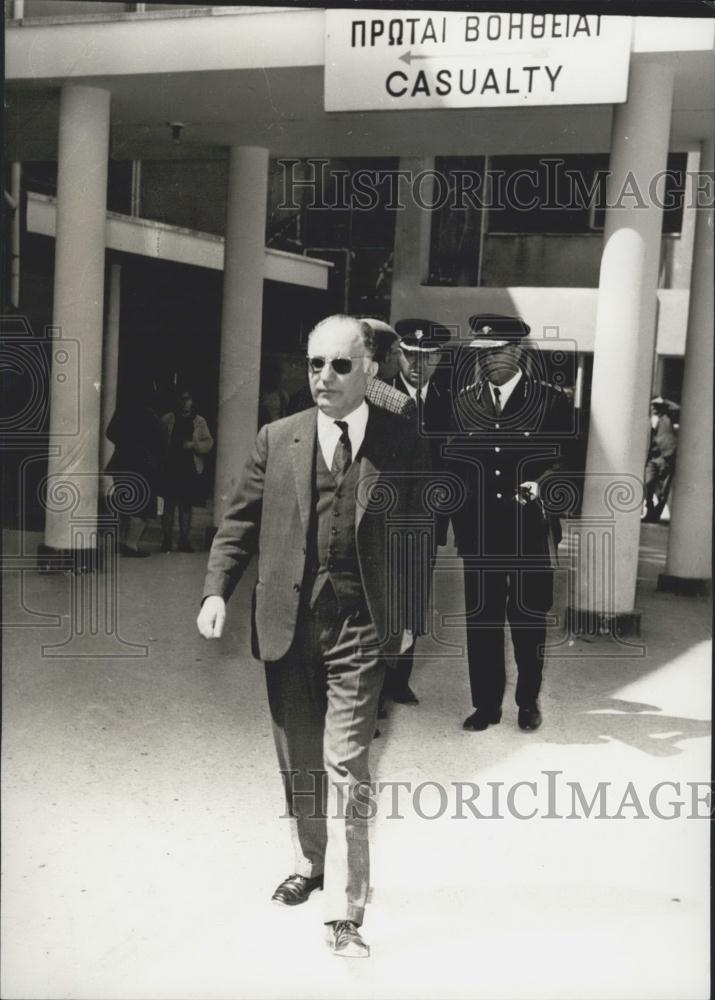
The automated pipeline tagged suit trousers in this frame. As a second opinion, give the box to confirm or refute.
[463,563,553,711]
[264,582,385,926]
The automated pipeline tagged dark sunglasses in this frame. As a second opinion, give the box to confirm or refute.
[307,356,357,375]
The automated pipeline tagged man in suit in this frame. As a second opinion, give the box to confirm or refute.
[446,314,575,733]
[381,317,454,705]
[197,315,432,957]
[286,318,415,421]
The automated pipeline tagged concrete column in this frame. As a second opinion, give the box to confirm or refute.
[668,148,700,290]
[390,156,434,324]
[100,262,122,473]
[10,162,21,308]
[43,85,110,555]
[213,145,269,527]
[659,138,714,595]
[130,160,142,217]
[568,58,675,635]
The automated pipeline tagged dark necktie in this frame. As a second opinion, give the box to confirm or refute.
[331,420,352,480]
[493,386,502,416]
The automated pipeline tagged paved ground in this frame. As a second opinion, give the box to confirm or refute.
[1,520,711,999]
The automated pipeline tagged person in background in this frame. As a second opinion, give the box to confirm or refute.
[446,314,575,733]
[642,397,678,523]
[381,317,454,706]
[390,317,453,446]
[160,389,214,552]
[363,317,401,381]
[359,317,419,725]
[359,316,417,418]
[106,388,168,557]
[258,357,290,429]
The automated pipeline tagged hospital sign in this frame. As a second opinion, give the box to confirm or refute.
[324,10,632,111]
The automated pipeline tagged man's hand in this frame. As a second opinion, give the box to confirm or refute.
[197,595,226,638]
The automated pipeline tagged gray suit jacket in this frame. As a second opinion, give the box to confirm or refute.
[203,403,434,661]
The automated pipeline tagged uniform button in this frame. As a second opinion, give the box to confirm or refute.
[331,527,338,535]
[495,423,500,429]
[494,446,500,453]
[333,510,340,517]
[495,469,501,476]
[524,431,530,437]
[496,493,503,499]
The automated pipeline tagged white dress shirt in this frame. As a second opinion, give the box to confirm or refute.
[489,369,522,411]
[317,400,369,470]
[399,372,430,402]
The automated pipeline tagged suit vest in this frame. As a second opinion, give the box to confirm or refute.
[307,444,364,610]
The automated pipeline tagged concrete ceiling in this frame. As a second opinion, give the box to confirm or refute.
[6,53,714,162]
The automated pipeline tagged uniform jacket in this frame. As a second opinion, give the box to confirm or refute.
[202,403,434,662]
[388,372,454,465]
[445,373,575,560]
[389,373,453,434]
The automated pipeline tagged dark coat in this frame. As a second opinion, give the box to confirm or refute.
[106,404,168,483]
[445,374,576,560]
[202,404,434,662]
[106,403,169,517]
[388,373,454,466]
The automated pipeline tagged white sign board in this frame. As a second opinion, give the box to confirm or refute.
[325,10,632,111]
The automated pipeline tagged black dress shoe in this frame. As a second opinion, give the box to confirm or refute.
[390,685,419,705]
[325,920,370,958]
[463,707,502,731]
[518,704,543,731]
[271,873,323,906]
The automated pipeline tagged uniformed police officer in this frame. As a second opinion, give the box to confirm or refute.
[390,317,454,458]
[383,317,453,705]
[446,314,575,732]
